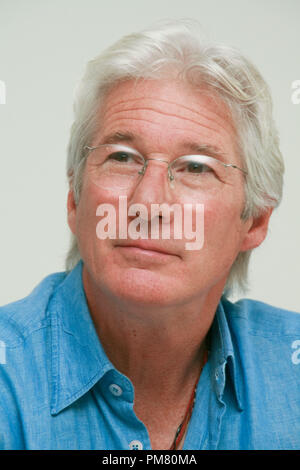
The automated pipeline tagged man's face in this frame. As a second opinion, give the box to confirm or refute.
[68,79,260,308]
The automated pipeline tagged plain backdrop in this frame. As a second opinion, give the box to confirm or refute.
[0,0,299,311]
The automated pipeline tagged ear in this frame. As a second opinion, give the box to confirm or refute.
[240,208,273,252]
[67,188,77,235]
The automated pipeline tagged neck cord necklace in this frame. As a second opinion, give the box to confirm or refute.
[169,348,208,451]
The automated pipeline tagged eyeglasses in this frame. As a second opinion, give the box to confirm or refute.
[84,144,247,196]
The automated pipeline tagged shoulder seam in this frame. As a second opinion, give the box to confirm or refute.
[0,272,66,346]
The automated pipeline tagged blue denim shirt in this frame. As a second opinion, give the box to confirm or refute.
[1,260,300,450]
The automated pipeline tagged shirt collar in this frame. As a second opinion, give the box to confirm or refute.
[48,261,244,415]
[209,298,244,411]
[48,260,115,415]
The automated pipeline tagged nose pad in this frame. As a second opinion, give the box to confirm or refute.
[127,158,176,228]
[138,158,171,178]
[138,159,148,176]
[130,158,172,203]
[138,158,175,193]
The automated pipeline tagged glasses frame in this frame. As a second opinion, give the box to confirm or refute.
[84,144,248,183]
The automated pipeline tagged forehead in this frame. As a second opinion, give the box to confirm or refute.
[96,79,238,160]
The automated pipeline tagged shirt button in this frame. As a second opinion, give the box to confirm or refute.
[109,383,123,397]
[215,370,220,380]
[129,440,143,450]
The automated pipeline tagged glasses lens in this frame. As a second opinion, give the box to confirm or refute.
[170,155,229,191]
[87,145,145,190]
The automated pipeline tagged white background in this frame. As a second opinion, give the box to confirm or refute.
[0,0,299,311]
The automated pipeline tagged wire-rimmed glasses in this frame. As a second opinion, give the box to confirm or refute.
[84,143,247,196]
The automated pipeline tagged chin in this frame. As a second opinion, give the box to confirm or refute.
[100,266,189,308]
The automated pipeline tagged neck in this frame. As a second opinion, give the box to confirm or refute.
[82,265,222,399]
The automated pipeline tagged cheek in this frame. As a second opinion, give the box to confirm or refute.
[201,193,246,250]
[75,178,128,261]
[75,182,106,252]
[178,197,246,289]
[77,176,116,223]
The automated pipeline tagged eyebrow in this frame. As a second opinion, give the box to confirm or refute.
[101,131,136,145]
[100,131,228,161]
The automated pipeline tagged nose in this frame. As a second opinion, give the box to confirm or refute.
[127,157,175,222]
[130,158,172,201]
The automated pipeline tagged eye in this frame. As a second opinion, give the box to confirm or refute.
[107,151,133,163]
[185,162,213,174]
[171,155,218,181]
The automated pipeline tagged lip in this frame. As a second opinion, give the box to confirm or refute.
[115,240,180,258]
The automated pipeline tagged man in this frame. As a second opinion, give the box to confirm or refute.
[1,20,300,450]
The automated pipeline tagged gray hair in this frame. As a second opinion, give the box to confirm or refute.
[65,19,284,295]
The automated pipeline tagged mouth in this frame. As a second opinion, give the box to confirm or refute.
[115,240,180,259]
